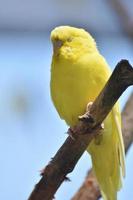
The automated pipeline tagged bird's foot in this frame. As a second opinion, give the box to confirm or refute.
[79,102,94,123]
[79,101,104,135]
[68,102,104,137]
[86,102,93,112]
[93,123,104,133]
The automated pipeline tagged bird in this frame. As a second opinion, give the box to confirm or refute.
[50,26,125,200]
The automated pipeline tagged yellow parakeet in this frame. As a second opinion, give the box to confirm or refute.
[50,26,125,200]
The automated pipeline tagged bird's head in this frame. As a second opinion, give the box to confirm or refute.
[51,26,97,60]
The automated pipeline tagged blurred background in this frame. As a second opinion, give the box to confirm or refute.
[0,0,133,199]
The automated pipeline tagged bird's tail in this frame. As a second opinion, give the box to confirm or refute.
[101,190,117,200]
[87,109,124,200]
[91,150,121,200]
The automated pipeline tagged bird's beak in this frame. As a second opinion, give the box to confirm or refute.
[53,39,63,56]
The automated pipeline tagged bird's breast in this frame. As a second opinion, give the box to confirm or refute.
[51,60,102,126]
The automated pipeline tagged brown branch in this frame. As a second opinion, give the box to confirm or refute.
[28,60,133,200]
[71,92,133,200]
[71,169,100,200]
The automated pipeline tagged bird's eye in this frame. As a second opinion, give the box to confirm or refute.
[67,37,73,42]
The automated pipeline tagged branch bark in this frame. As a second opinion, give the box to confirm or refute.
[28,60,133,200]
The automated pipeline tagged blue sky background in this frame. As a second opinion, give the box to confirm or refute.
[0,1,133,200]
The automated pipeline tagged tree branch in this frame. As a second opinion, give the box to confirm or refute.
[28,60,133,200]
[71,93,133,200]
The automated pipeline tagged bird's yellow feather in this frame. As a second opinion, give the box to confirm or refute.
[50,26,125,200]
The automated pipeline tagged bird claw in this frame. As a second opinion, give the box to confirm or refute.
[79,102,94,123]
[100,123,104,130]
[94,124,104,145]
[69,102,104,136]
[86,102,93,112]
[93,123,104,133]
